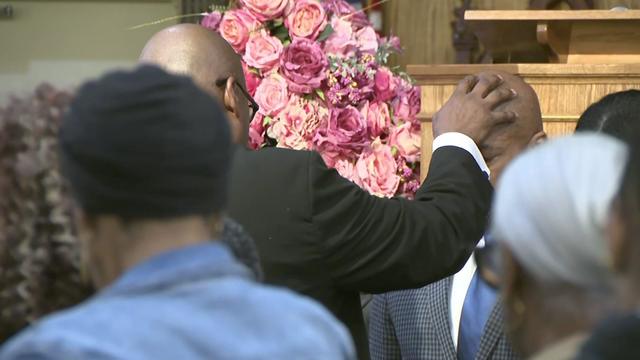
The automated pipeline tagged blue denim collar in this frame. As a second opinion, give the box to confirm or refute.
[100,241,252,297]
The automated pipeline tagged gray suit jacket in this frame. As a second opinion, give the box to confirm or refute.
[369,277,518,360]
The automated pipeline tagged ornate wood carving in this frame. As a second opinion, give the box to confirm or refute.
[451,0,480,64]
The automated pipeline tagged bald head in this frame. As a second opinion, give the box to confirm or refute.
[139,24,244,98]
[139,24,250,144]
[476,70,545,184]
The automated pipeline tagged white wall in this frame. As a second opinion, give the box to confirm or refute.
[0,0,181,103]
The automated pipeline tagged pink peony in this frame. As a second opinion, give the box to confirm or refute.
[314,106,368,166]
[254,74,289,116]
[243,30,283,72]
[239,0,291,22]
[285,0,328,40]
[269,96,328,150]
[322,0,369,29]
[248,113,266,150]
[242,62,261,97]
[355,138,401,198]
[360,101,391,138]
[280,38,328,94]
[201,11,222,31]
[374,67,398,102]
[389,122,421,162]
[323,16,357,58]
[393,81,421,120]
[334,157,359,184]
[355,26,378,54]
[219,9,260,53]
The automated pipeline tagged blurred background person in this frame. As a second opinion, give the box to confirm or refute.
[0,84,92,342]
[0,65,355,359]
[577,120,640,360]
[491,134,627,359]
[575,89,640,142]
[368,71,546,360]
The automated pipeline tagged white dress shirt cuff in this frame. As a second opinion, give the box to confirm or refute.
[433,132,490,177]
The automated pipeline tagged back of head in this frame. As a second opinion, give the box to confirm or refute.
[60,65,231,219]
[576,90,640,142]
[139,24,244,99]
[492,133,627,289]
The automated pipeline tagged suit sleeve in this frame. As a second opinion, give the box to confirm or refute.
[368,294,402,360]
[309,146,492,293]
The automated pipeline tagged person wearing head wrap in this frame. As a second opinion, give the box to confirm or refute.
[576,122,640,360]
[0,65,355,360]
[491,133,627,360]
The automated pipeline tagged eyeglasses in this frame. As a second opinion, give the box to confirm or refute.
[215,77,259,120]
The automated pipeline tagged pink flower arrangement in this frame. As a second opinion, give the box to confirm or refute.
[202,0,421,198]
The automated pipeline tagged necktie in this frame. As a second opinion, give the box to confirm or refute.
[457,271,497,360]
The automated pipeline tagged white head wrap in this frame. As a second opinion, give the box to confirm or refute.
[491,133,628,288]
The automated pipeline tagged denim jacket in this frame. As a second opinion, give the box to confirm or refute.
[0,242,355,360]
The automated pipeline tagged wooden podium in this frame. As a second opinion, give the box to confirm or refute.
[410,10,640,180]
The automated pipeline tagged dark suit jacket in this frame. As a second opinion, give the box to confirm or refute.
[228,145,492,359]
[369,277,518,360]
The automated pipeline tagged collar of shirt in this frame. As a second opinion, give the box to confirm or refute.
[100,241,253,298]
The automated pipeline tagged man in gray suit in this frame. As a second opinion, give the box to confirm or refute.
[368,71,545,360]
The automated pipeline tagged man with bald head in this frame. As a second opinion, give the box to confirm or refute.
[369,71,546,360]
[140,24,519,359]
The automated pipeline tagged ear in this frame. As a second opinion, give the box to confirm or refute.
[527,130,547,148]
[223,76,244,144]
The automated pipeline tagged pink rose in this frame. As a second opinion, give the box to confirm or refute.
[374,67,397,102]
[323,16,357,58]
[269,96,328,150]
[219,9,260,53]
[314,106,368,166]
[285,0,328,40]
[248,113,266,149]
[243,30,283,72]
[254,74,288,116]
[242,62,260,97]
[239,0,291,22]
[360,101,391,138]
[280,38,328,94]
[389,122,421,162]
[393,81,421,120]
[355,138,401,197]
[334,157,359,184]
[201,11,222,31]
[355,26,378,54]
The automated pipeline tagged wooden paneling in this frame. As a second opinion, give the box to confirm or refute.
[409,63,640,179]
[384,0,639,68]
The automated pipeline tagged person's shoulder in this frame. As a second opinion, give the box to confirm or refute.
[0,302,119,359]
[204,278,355,358]
[237,280,351,333]
[384,276,449,304]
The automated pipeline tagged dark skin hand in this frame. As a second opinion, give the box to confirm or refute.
[432,73,518,146]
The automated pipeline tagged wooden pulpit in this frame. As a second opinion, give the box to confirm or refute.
[411,10,640,180]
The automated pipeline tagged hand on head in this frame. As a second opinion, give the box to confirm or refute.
[432,73,518,145]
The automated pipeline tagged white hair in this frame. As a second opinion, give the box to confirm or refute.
[491,133,628,288]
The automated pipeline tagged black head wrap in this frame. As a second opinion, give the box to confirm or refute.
[59,65,231,219]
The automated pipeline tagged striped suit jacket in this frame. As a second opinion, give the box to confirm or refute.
[369,276,518,360]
